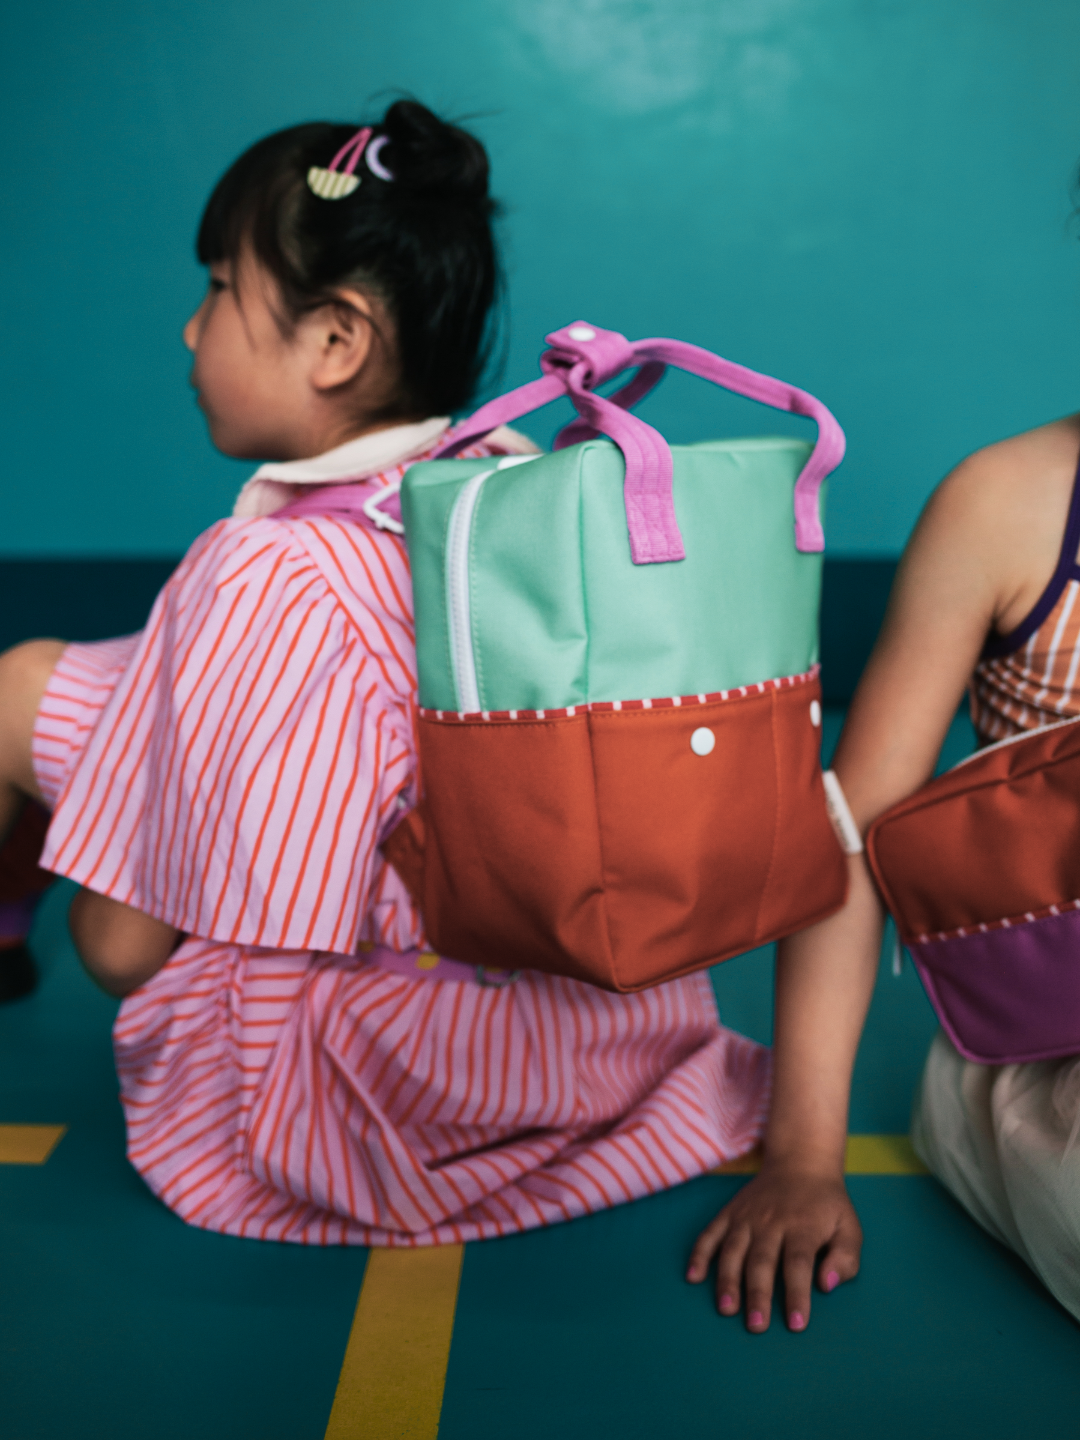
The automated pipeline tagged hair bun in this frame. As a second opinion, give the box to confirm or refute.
[378,99,490,204]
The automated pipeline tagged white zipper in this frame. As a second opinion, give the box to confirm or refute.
[445,455,538,713]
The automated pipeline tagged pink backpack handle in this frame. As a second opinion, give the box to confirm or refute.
[434,322,845,563]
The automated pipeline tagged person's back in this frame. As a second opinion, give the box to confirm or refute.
[0,100,771,1249]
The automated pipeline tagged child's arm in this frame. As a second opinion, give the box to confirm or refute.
[688,416,1080,1331]
[68,888,181,997]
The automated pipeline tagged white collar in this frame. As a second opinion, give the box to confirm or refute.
[232,416,451,519]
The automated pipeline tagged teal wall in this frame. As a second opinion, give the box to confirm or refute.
[2,0,1079,557]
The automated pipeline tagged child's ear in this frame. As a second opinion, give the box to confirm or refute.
[308,290,377,391]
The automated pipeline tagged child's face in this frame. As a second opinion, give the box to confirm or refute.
[183,256,317,460]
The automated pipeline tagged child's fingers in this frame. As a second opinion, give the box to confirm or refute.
[712,1224,753,1317]
[781,1238,820,1332]
[742,1236,783,1332]
[816,1217,862,1295]
[685,1210,732,1283]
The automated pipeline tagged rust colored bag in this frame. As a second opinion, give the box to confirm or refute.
[867,716,1080,1063]
[381,322,852,992]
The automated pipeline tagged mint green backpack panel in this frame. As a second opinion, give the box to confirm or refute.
[576,437,821,707]
[401,435,824,714]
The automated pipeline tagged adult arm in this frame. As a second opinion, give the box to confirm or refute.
[687,417,1080,1331]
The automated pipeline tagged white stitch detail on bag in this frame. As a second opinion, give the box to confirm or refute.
[418,666,822,723]
[912,900,1080,946]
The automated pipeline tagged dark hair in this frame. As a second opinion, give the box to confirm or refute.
[196,99,501,418]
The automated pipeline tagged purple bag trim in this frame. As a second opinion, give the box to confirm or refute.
[909,907,1080,1065]
[433,322,846,564]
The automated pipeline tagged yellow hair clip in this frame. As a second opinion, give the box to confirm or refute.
[306,126,372,201]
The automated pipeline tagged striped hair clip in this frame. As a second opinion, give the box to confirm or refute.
[307,127,394,200]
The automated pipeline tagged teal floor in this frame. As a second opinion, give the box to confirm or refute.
[2,710,1078,1438]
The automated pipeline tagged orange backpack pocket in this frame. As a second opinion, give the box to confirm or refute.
[385,675,847,992]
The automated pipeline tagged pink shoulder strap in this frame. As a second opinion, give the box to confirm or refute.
[433,323,845,563]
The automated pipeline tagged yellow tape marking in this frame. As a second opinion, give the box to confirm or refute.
[324,1242,464,1440]
[0,1124,67,1165]
[714,1144,764,1175]
[714,1134,928,1177]
[845,1133,928,1174]
[323,1138,928,1435]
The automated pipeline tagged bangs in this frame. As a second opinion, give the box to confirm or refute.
[196,124,342,316]
[192,103,501,416]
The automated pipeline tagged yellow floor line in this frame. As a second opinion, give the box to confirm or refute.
[324,1243,464,1440]
[714,1133,928,1176]
[0,1124,67,1164]
[845,1133,928,1174]
[323,1135,926,1435]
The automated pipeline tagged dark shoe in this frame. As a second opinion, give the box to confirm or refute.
[0,943,37,1002]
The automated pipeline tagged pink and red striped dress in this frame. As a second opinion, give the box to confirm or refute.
[33,420,769,1246]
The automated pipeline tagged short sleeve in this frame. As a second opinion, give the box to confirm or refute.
[42,516,423,955]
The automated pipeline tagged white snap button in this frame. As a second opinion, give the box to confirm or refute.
[810,699,822,728]
[567,324,596,342]
[690,727,715,756]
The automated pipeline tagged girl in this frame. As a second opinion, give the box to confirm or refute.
[688,398,1080,1328]
[0,100,770,1246]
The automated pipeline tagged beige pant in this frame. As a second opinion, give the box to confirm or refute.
[912,1029,1080,1321]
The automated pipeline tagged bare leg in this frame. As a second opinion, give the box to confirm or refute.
[0,639,66,841]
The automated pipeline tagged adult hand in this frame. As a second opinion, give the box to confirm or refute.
[686,1161,862,1332]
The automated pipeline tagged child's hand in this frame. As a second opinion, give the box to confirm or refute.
[685,1160,862,1333]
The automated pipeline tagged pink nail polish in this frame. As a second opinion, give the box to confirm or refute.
[748,1310,765,1327]
[825,1270,840,1293]
[719,1293,736,1312]
[789,1311,806,1330]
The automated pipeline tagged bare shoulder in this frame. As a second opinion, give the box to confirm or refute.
[931,415,1080,537]
[834,415,1080,814]
[916,415,1080,634]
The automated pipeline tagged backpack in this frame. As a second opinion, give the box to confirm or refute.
[378,321,851,992]
[867,714,1080,1064]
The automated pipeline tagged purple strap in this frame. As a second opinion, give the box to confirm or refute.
[433,322,846,563]
[981,452,1080,661]
[275,480,399,531]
